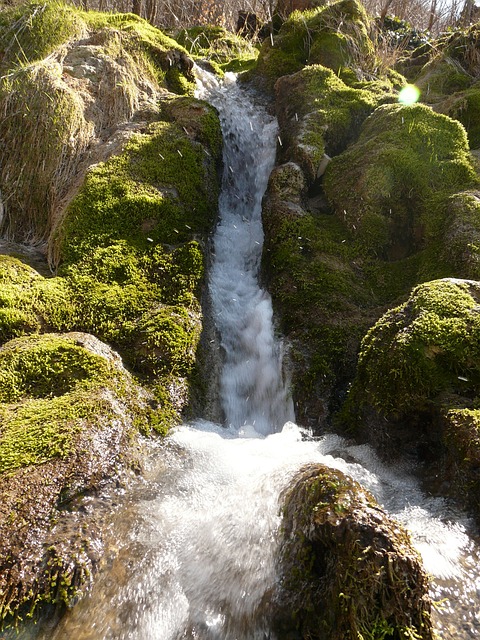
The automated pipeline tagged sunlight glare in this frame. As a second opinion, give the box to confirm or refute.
[398,84,420,105]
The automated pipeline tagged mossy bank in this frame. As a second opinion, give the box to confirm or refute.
[0,0,229,626]
[256,0,480,443]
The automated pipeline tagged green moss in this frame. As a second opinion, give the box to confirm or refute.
[435,86,480,149]
[58,119,218,264]
[0,0,84,71]
[278,464,433,640]
[0,334,125,473]
[0,334,113,403]
[275,65,379,180]
[0,256,76,343]
[350,279,480,416]
[323,103,478,260]
[174,25,258,71]
[254,0,375,89]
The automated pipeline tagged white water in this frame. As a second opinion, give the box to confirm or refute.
[14,71,480,640]
[195,69,294,435]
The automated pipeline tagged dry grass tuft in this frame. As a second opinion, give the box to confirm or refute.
[0,59,93,244]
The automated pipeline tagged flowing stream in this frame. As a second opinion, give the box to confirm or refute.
[13,70,480,639]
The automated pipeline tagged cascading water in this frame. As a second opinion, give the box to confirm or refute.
[14,71,480,640]
[195,70,294,435]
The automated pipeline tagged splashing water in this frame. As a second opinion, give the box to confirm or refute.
[195,69,294,435]
[13,71,480,640]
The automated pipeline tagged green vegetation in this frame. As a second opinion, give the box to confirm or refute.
[324,103,478,262]
[275,65,382,180]
[57,119,218,263]
[0,333,142,474]
[348,279,480,416]
[174,25,258,73]
[253,0,377,90]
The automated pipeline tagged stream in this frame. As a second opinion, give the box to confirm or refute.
[13,70,480,639]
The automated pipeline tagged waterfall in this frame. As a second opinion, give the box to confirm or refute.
[15,72,480,640]
[195,69,294,435]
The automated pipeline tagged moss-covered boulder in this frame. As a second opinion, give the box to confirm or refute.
[275,463,433,639]
[275,65,380,181]
[253,0,376,90]
[0,332,154,624]
[435,86,480,150]
[263,89,480,428]
[173,25,258,73]
[323,103,478,261]
[399,23,480,111]
[345,278,480,518]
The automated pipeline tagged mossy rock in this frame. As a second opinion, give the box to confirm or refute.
[253,0,375,90]
[275,463,433,639]
[441,407,480,518]
[323,103,478,261]
[349,279,480,417]
[435,86,480,149]
[0,332,153,625]
[0,0,197,244]
[414,55,472,102]
[0,255,76,343]
[55,113,219,265]
[344,278,480,519]
[262,164,379,426]
[275,65,380,181]
[173,25,258,72]
[439,190,480,278]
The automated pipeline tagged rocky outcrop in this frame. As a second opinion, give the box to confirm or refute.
[275,463,434,639]
[0,2,224,625]
[256,0,480,432]
[0,2,196,246]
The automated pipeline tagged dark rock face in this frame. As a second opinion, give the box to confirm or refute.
[274,463,434,640]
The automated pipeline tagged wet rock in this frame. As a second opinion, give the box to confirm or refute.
[274,463,434,640]
[0,332,153,626]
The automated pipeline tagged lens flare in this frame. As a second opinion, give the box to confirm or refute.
[398,84,420,105]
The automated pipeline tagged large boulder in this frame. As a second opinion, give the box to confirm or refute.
[275,463,434,639]
[344,278,480,519]
[0,2,197,245]
[0,332,153,624]
[323,103,478,261]
[254,0,376,90]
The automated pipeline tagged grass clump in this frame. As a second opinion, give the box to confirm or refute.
[0,0,85,71]
[174,25,258,73]
[0,61,92,242]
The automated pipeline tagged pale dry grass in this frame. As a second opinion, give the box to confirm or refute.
[0,25,164,249]
[0,59,93,244]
